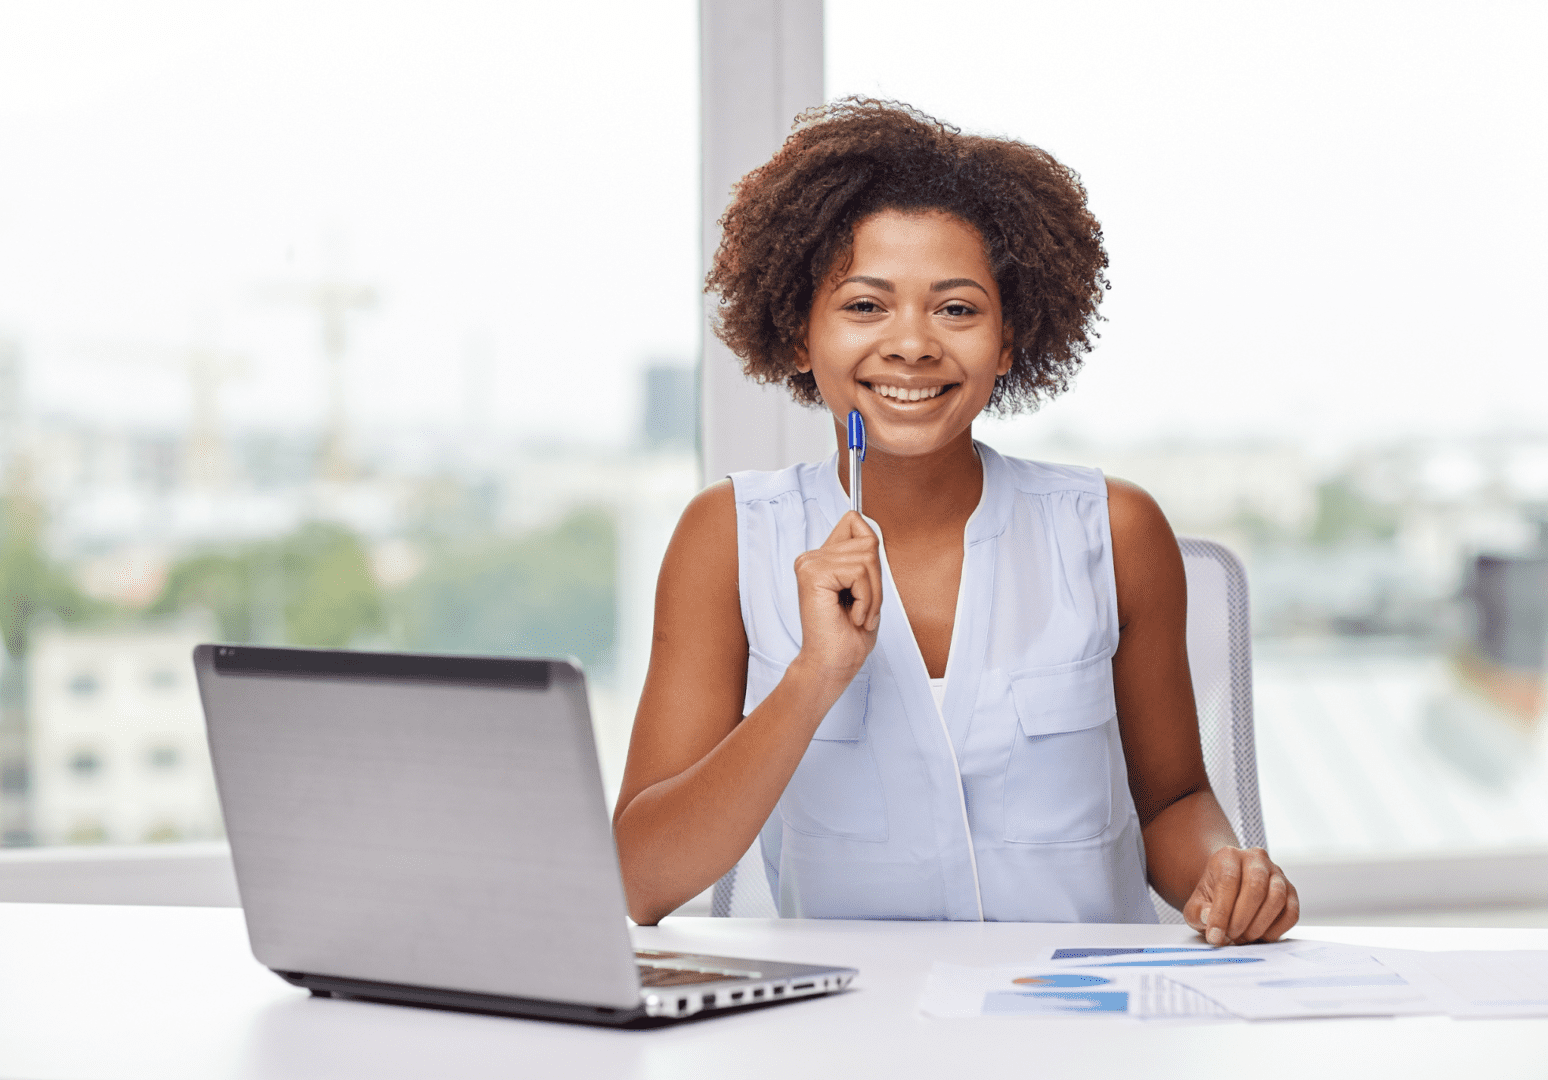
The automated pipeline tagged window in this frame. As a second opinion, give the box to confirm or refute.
[828,1,1548,870]
[146,746,181,772]
[0,1,701,846]
[68,750,103,780]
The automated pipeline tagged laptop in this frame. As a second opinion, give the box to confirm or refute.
[193,644,855,1025]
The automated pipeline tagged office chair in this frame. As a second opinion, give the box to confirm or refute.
[710,536,1266,922]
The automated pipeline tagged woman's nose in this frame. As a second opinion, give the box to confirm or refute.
[882,308,940,364]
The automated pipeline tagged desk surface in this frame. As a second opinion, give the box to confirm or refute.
[4,903,1546,1080]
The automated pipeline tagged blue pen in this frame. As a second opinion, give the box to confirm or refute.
[847,409,865,515]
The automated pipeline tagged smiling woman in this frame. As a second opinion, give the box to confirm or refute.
[796,210,1012,463]
[614,99,1299,941]
[706,99,1105,416]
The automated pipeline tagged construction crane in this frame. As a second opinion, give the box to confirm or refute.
[266,275,378,483]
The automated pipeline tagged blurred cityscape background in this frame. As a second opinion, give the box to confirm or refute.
[0,1,1544,884]
[0,337,698,846]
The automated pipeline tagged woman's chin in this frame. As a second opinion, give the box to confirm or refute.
[862,425,977,462]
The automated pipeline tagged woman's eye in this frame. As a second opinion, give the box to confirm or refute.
[846,299,882,314]
[941,302,977,317]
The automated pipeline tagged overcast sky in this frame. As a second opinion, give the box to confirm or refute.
[0,1,1542,455]
[0,0,701,445]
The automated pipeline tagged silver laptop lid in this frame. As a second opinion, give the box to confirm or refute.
[194,645,642,1010]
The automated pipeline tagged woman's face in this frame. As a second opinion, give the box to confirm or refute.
[797,208,1012,459]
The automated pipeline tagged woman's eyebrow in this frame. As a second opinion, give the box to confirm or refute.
[931,277,989,295]
[837,275,989,295]
[839,275,893,291]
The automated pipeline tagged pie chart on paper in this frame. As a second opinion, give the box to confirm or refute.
[1010,973,1112,987]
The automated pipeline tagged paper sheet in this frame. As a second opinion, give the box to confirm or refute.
[918,962,1234,1020]
[1158,940,1445,1019]
[919,942,1548,1022]
[1369,949,1548,1018]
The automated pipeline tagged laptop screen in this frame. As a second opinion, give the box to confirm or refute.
[195,646,641,1008]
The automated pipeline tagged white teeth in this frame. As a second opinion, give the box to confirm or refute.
[872,383,944,401]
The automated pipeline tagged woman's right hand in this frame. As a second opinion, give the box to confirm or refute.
[792,511,883,680]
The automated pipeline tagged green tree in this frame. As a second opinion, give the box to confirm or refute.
[1310,477,1399,545]
[390,509,616,673]
[279,523,383,648]
[152,551,255,642]
[150,522,383,648]
[0,480,108,658]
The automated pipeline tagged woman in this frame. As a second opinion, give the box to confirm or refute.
[613,99,1298,942]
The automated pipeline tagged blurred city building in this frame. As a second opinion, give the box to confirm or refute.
[642,364,698,452]
[27,623,221,845]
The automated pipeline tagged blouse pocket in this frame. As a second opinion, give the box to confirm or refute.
[1002,654,1116,844]
[778,672,888,842]
[743,647,787,716]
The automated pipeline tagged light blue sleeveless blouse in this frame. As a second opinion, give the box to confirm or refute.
[732,442,1157,923]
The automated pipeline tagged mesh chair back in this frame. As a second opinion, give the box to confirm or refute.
[712,536,1264,921]
[1148,537,1265,922]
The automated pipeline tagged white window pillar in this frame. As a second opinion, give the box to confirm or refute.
[700,0,836,484]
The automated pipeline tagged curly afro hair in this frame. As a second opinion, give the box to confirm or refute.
[705,97,1109,414]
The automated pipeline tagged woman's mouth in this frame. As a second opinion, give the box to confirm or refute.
[864,382,955,403]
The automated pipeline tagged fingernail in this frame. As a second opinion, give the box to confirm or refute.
[1199,905,1210,927]
[1207,927,1224,946]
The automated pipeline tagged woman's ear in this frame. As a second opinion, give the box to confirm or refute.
[997,324,1014,377]
[794,336,811,373]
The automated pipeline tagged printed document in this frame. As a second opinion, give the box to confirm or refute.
[918,941,1548,1022]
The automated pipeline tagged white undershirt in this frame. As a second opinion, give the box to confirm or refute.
[928,677,947,720]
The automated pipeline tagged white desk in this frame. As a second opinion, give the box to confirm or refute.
[3,903,1545,1080]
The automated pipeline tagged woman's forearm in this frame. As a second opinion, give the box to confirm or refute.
[613,657,852,925]
[1140,788,1239,911]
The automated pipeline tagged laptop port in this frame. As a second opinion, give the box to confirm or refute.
[772,985,785,995]
[702,993,715,1008]
[792,982,814,991]
[730,990,744,1001]
[677,997,688,1011]
[752,988,764,998]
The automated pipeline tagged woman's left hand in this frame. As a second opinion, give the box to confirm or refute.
[1183,846,1299,945]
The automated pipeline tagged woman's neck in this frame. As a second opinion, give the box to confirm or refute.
[838,426,983,542]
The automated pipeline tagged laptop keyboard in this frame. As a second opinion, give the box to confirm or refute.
[635,950,759,988]
[638,965,735,987]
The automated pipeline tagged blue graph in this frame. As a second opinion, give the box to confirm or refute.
[1092,956,1264,968]
[1051,947,1211,960]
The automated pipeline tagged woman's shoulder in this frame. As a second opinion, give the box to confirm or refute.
[674,478,736,543]
[1103,476,1172,541]
[1101,475,1184,623]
